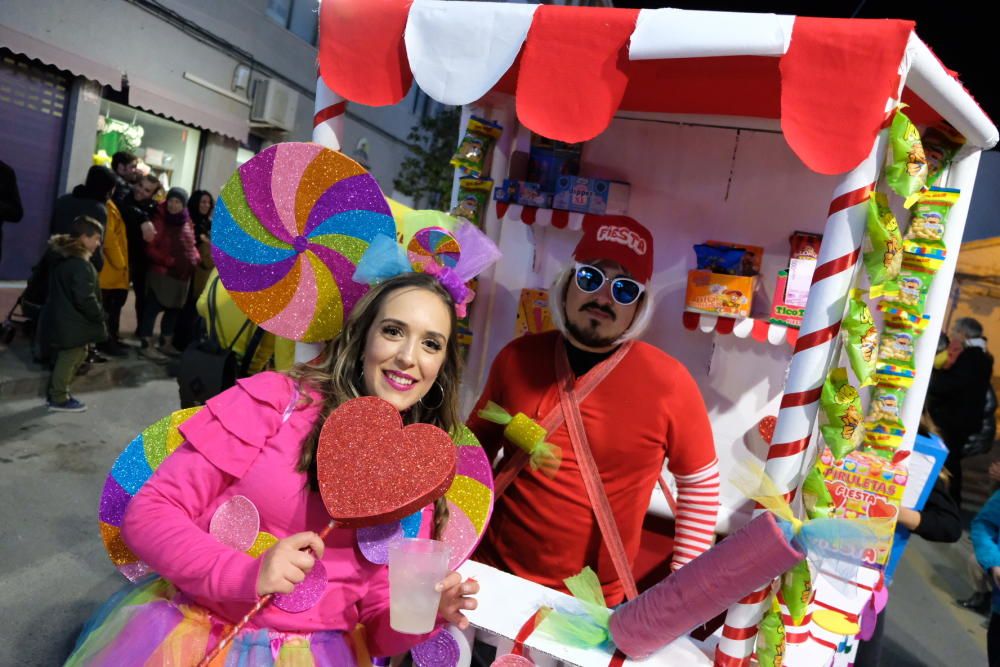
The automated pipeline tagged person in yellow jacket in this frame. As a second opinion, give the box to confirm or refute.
[195,268,296,374]
[97,198,129,356]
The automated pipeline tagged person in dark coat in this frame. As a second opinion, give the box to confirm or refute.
[927,317,995,506]
[110,151,138,200]
[117,173,160,334]
[172,190,215,351]
[39,216,107,412]
[0,159,24,264]
[138,187,199,360]
[50,165,116,274]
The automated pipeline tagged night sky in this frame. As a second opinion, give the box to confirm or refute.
[612,1,999,134]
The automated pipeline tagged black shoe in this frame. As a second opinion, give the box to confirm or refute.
[97,341,129,358]
[958,592,991,615]
[87,350,109,364]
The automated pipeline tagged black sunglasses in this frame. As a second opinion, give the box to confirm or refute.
[573,263,645,306]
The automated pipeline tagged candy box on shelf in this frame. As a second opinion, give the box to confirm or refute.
[527,139,582,192]
[552,176,630,215]
[818,447,908,566]
[514,288,555,337]
[770,269,807,328]
[785,231,823,307]
[493,180,552,208]
[684,270,756,318]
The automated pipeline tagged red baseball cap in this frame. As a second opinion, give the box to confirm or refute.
[573,215,654,283]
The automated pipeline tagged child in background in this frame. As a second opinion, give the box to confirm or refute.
[39,216,107,412]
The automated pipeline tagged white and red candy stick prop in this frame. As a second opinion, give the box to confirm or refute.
[313,72,346,151]
[295,73,349,366]
[714,125,890,667]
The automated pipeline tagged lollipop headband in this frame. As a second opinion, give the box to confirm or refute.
[353,219,501,318]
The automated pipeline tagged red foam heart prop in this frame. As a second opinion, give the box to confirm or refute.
[317,396,457,528]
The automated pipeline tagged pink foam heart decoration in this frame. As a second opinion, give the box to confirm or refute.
[209,495,260,552]
[273,560,328,613]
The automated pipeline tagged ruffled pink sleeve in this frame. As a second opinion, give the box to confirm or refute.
[121,372,296,604]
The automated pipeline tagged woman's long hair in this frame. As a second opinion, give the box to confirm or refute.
[288,272,462,538]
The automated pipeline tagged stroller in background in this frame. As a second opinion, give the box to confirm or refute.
[0,292,42,345]
[0,250,49,353]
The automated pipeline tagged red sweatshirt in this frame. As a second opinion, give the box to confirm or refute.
[468,331,719,605]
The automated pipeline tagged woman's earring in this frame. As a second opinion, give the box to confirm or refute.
[419,381,444,410]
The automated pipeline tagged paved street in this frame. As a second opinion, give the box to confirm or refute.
[0,377,991,666]
[0,378,181,666]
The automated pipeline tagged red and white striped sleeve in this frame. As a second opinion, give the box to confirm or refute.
[670,458,720,571]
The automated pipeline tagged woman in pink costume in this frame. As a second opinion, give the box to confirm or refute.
[67,272,479,666]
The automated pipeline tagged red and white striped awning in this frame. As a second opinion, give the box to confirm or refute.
[682,311,799,348]
[495,202,585,230]
[318,0,996,176]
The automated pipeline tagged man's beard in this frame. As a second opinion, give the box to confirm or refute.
[565,317,618,349]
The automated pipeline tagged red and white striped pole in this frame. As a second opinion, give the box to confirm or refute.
[294,73,348,364]
[714,124,889,666]
[313,72,346,151]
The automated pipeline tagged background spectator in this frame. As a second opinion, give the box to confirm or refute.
[38,216,107,412]
[928,317,995,506]
[138,188,198,360]
[0,159,24,264]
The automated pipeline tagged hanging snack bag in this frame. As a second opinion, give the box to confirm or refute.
[881,255,934,320]
[863,192,903,295]
[866,385,906,430]
[450,177,493,227]
[756,598,786,667]
[885,108,928,206]
[781,560,814,626]
[903,187,960,273]
[451,117,503,177]
[874,323,917,388]
[820,368,864,459]
[843,291,879,387]
[922,121,966,187]
[877,300,931,333]
[865,385,907,455]
[803,464,834,520]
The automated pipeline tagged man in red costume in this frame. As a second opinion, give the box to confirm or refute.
[469,215,720,608]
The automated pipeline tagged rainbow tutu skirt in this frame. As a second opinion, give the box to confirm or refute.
[65,576,364,666]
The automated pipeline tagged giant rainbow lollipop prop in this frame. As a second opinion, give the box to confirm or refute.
[99,407,203,581]
[212,142,395,342]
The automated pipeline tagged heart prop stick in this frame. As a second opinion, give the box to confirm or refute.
[199,396,458,666]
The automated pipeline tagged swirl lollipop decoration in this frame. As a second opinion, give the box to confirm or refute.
[100,410,283,581]
[212,143,395,342]
[408,226,461,269]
